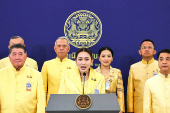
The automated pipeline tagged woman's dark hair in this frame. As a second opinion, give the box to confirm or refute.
[75,48,93,59]
[98,46,113,57]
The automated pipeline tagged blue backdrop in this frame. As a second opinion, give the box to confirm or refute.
[0,0,170,111]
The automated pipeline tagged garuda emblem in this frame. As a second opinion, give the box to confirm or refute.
[75,94,92,109]
[64,10,102,48]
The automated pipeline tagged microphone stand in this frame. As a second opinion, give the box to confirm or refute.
[83,72,86,94]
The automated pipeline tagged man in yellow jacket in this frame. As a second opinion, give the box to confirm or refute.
[41,36,76,106]
[0,36,38,70]
[143,49,170,113]
[127,39,159,113]
[0,44,45,113]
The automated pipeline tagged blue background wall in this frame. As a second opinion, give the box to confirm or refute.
[0,0,170,111]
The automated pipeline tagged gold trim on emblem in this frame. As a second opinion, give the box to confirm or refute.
[75,94,92,109]
[64,10,102,48]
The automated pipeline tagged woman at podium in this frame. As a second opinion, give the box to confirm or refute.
[58,48,105,94]
[95,46,125,113]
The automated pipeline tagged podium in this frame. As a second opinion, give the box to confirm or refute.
[46,94,120,113]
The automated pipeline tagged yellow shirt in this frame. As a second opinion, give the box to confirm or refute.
[41,57,76,105]
[58,67,105,94]
[95,66,125,112]
[127,58,159,113]
[0,65,45,113]
[0,57,38,70]
[143,73,170,113]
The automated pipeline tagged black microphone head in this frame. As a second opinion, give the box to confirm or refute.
[83,72,86,76]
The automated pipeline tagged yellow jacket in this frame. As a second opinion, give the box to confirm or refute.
[95,66,125,112]
[143,73,170,113]
[0,65,45,113]
[0,57,38,70]
[58,67,105,94]
[127,58,159,113]
[41,57,76,105]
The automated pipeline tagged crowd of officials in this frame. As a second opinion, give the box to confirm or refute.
[0,36,170,113]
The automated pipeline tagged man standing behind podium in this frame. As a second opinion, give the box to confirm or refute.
[0,44,45,113]
[127,39,159,113]
[0,36,38,70]
[41,36,76,106]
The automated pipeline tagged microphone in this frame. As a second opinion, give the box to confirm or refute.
[83,72,86,94]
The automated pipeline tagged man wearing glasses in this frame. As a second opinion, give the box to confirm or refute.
[127,39,159,113]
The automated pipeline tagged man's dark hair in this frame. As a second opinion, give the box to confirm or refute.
[10,36,23,40]
[140,39,155,49]
[9,44,27,54]
[157,49,170,59]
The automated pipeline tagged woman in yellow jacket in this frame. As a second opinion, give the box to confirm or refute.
[58,48,105,94]
[95,46,125,113]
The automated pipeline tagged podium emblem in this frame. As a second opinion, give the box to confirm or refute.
[75,94,92,109]
[64,10,102,48]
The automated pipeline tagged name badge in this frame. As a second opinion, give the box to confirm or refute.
[26,83,31,91]
[94,89,99,94]
[105,82,110,90]
[94,85,99,94]
[153,70,158,76]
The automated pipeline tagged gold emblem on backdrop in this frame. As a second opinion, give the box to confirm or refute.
[64,10,102,48]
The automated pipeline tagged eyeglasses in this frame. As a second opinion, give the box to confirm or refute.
[141,46,153,49]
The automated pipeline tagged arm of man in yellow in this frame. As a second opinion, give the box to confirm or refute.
[117,71,125,112]
[34,62,38,71]
[41,62,48,105]
[143,81,152,113]
[37,73,45,113]
[28,58,38,71]
[127,66,134,112]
